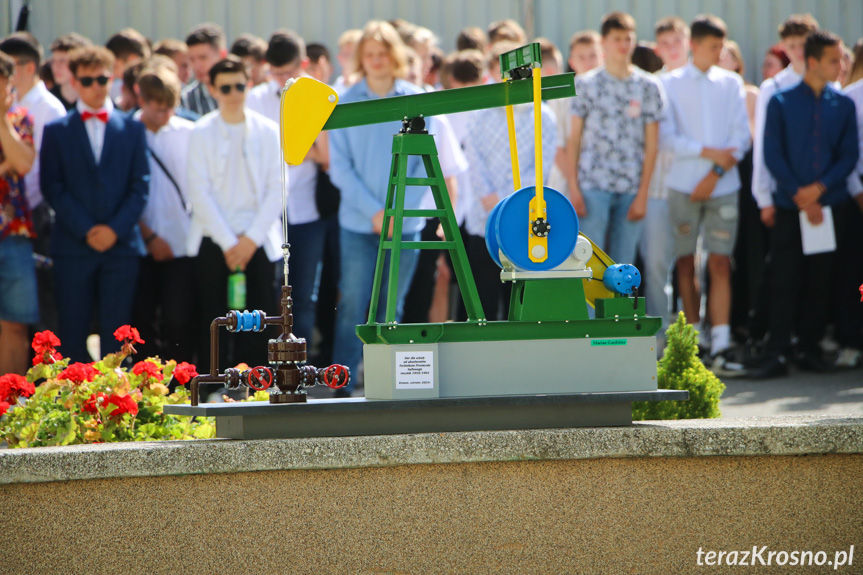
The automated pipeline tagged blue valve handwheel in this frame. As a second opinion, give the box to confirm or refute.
[487,186,578,272]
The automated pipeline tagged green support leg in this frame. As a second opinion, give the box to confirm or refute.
[420,154,485,321]
[385,153,408,323]
[367,152,402,324]
[364,132,486,330]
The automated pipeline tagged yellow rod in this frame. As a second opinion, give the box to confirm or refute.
[533,67,544,211]
[505,104,521,191]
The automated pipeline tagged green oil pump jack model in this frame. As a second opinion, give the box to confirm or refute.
[165,44,687,439]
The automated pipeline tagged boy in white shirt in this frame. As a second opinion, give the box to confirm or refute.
[230,34,269,87]
[132,65,197,363]
[186,56,283,369]
[638,18,689,326]
[463,43,559,320]
[660,15,750,370]
[246,30,330,344]
[567,30,603,76]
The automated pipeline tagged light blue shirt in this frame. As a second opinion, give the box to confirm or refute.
[329,78,428,234]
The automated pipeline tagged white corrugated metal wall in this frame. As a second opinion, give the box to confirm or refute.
[2,0,861,85]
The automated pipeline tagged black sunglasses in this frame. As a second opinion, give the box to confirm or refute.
[77,75,110,87]
[218,83,247,95]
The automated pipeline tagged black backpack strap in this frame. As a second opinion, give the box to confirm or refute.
[149,147,189,214]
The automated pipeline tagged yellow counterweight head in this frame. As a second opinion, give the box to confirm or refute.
[280,77,338,166]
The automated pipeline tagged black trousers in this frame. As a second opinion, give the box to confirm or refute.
[311,214,340,366]
[834,201,863,350]
[466,232,511,321]
[31,202,58,334]
[132,255,199,364]
[195,238,278,371]
[765,202,855,356]
[402,218,442,324]
[731,150,770,339]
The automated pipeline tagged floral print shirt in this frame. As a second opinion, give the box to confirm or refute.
[0,107,35,239]
[571,67,665,194]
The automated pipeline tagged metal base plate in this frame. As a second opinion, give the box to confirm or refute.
[363,337,659,400]
[163,390,688,439]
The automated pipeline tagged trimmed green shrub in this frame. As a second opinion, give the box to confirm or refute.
[632,312,725,420]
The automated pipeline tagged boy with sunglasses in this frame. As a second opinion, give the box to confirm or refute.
[186,56,283,371]
[40,46,150,362]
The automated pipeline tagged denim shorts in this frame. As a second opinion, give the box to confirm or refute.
[0,235,39,324]
[668,190,739,257]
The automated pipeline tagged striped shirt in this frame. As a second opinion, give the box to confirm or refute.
[180,81,217,117]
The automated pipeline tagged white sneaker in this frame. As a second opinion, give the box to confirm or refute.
[821,336,840,353]
[708,350,747,377]
[834,348,862,369]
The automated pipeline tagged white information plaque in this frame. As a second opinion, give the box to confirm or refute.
[395,351,434,389]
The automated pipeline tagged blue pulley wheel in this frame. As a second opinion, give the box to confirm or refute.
[484,199,507,268]
[486,186,578,271]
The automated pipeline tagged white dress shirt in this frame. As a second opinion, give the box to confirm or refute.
[660,63,751,197]
[76,97,113,164]
[448,109,477,225]
[185,109,285,261]
[843,78,863,181]
[247,79,320,225]
[16,81,67,208]
[546,96,571,195]
[647,69,674,201]
[134,111,195,257]
[752,66,802,208]
[418,113,469,212]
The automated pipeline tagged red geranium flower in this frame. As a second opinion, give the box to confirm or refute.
[31,330,61,354]
[0,373,36,402]
[32,351,63,366]
[132,361,164,382]
[172,362,199,385]
[56,363,99,385]
[0,400,10,417]
[83,392,109,414]
[31,330,63,365]
[114,325,145,345]
[106,393,138,418]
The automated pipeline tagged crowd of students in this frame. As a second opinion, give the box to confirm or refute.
[0,11,861,391]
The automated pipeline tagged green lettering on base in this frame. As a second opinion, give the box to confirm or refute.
[591,339,628,347]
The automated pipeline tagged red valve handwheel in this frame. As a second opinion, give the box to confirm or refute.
[322,365,349,389]
[247,366,274,391]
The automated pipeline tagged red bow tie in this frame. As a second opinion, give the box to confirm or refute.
[81,110,109,123]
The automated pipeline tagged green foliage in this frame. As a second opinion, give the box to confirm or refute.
[0,360,210,448]
[632,312,725,420]
[0,328,267,448]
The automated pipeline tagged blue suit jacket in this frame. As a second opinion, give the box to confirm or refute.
[40,110,150,257]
